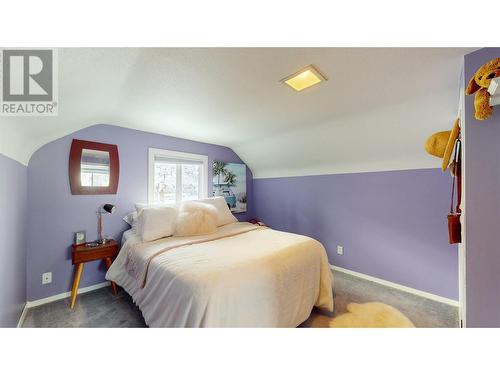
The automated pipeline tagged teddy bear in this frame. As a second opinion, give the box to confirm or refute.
[465,57,500,120]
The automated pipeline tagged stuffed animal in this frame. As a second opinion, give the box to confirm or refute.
[465,57,500,120]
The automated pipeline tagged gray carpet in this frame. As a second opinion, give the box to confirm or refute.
[301,271,459,328]
[22,287,147,328]
[22,270,459,328]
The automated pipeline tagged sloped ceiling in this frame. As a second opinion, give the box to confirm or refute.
[0,48,474,177]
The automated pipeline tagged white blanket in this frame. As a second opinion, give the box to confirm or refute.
[106,222,334,327]
[125,222,262,288]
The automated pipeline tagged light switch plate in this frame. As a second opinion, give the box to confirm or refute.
[337,246,344,255]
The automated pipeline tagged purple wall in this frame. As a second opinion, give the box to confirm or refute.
[464,48,500,327]
[27,124,253,301]
[0,153,27,327]
[253,168,458,300]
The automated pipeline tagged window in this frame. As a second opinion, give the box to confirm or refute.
[148,148,208,204]
[80,149,110,187]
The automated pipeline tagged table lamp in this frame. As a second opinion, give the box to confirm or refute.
[97,203,116,244]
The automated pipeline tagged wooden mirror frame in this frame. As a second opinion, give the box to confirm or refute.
[69,139,120,195]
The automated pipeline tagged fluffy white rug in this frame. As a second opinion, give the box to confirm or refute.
[330,302,415,328]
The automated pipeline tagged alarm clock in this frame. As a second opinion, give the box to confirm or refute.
[74,231,86,245]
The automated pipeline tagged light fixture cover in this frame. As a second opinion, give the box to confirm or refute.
[281,65,327,92]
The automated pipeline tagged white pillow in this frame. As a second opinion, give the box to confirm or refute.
[137,206,178,242]
[174,201,218,236]
[198,197,238,227]
[123,211,138,231]
[135,202,175,214]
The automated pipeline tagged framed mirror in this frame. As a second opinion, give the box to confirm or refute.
[69,139,119,194]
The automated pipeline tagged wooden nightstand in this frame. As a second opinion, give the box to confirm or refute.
[70,239,119,309]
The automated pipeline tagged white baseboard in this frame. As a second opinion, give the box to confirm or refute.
[17,303,28,328]
[25,281,111,309]
[331,265,459,307]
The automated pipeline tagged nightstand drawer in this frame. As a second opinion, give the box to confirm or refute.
[71,241,118,264]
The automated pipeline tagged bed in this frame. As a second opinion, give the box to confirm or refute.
[106,222,334,327]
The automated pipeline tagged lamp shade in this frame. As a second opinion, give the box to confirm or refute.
[102,203,116,214]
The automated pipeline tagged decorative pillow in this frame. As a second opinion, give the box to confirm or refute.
[123,211,138,231]
[198,197,238,227]
[137,206,178,242]
[174,201,218,236]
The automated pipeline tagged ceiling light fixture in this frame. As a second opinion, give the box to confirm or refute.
[281,65,327,92]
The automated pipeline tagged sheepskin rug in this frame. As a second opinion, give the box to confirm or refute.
[329,302,415,328]
[174,201,218,236]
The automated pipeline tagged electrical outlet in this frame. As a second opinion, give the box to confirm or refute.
[337,246,344,255]
[42,272,52,285]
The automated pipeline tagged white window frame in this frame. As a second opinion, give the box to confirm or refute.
[148,148,209,204]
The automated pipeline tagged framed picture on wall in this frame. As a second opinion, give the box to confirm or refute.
[212,161,247,213]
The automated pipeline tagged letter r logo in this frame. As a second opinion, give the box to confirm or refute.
[2,50,53,101]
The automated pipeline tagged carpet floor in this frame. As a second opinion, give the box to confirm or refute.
[22,270,459,328]
[300,271,458,328]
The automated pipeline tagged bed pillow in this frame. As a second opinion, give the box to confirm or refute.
[174,201,218,236]
[137,206,178,242]
[123,211,138,231]
[198,197,238,227]
[135,202,176,214]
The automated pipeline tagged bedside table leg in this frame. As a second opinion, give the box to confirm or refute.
[70,263,84,309]
[104,257,117,295]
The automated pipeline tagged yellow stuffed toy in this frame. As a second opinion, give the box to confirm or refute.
[465,57,500,120]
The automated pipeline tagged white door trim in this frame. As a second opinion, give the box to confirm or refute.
[458,71,467,327]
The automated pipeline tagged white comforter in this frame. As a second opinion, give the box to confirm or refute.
[106,222,333,327]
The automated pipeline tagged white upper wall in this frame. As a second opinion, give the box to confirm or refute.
[0,48,473,177]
